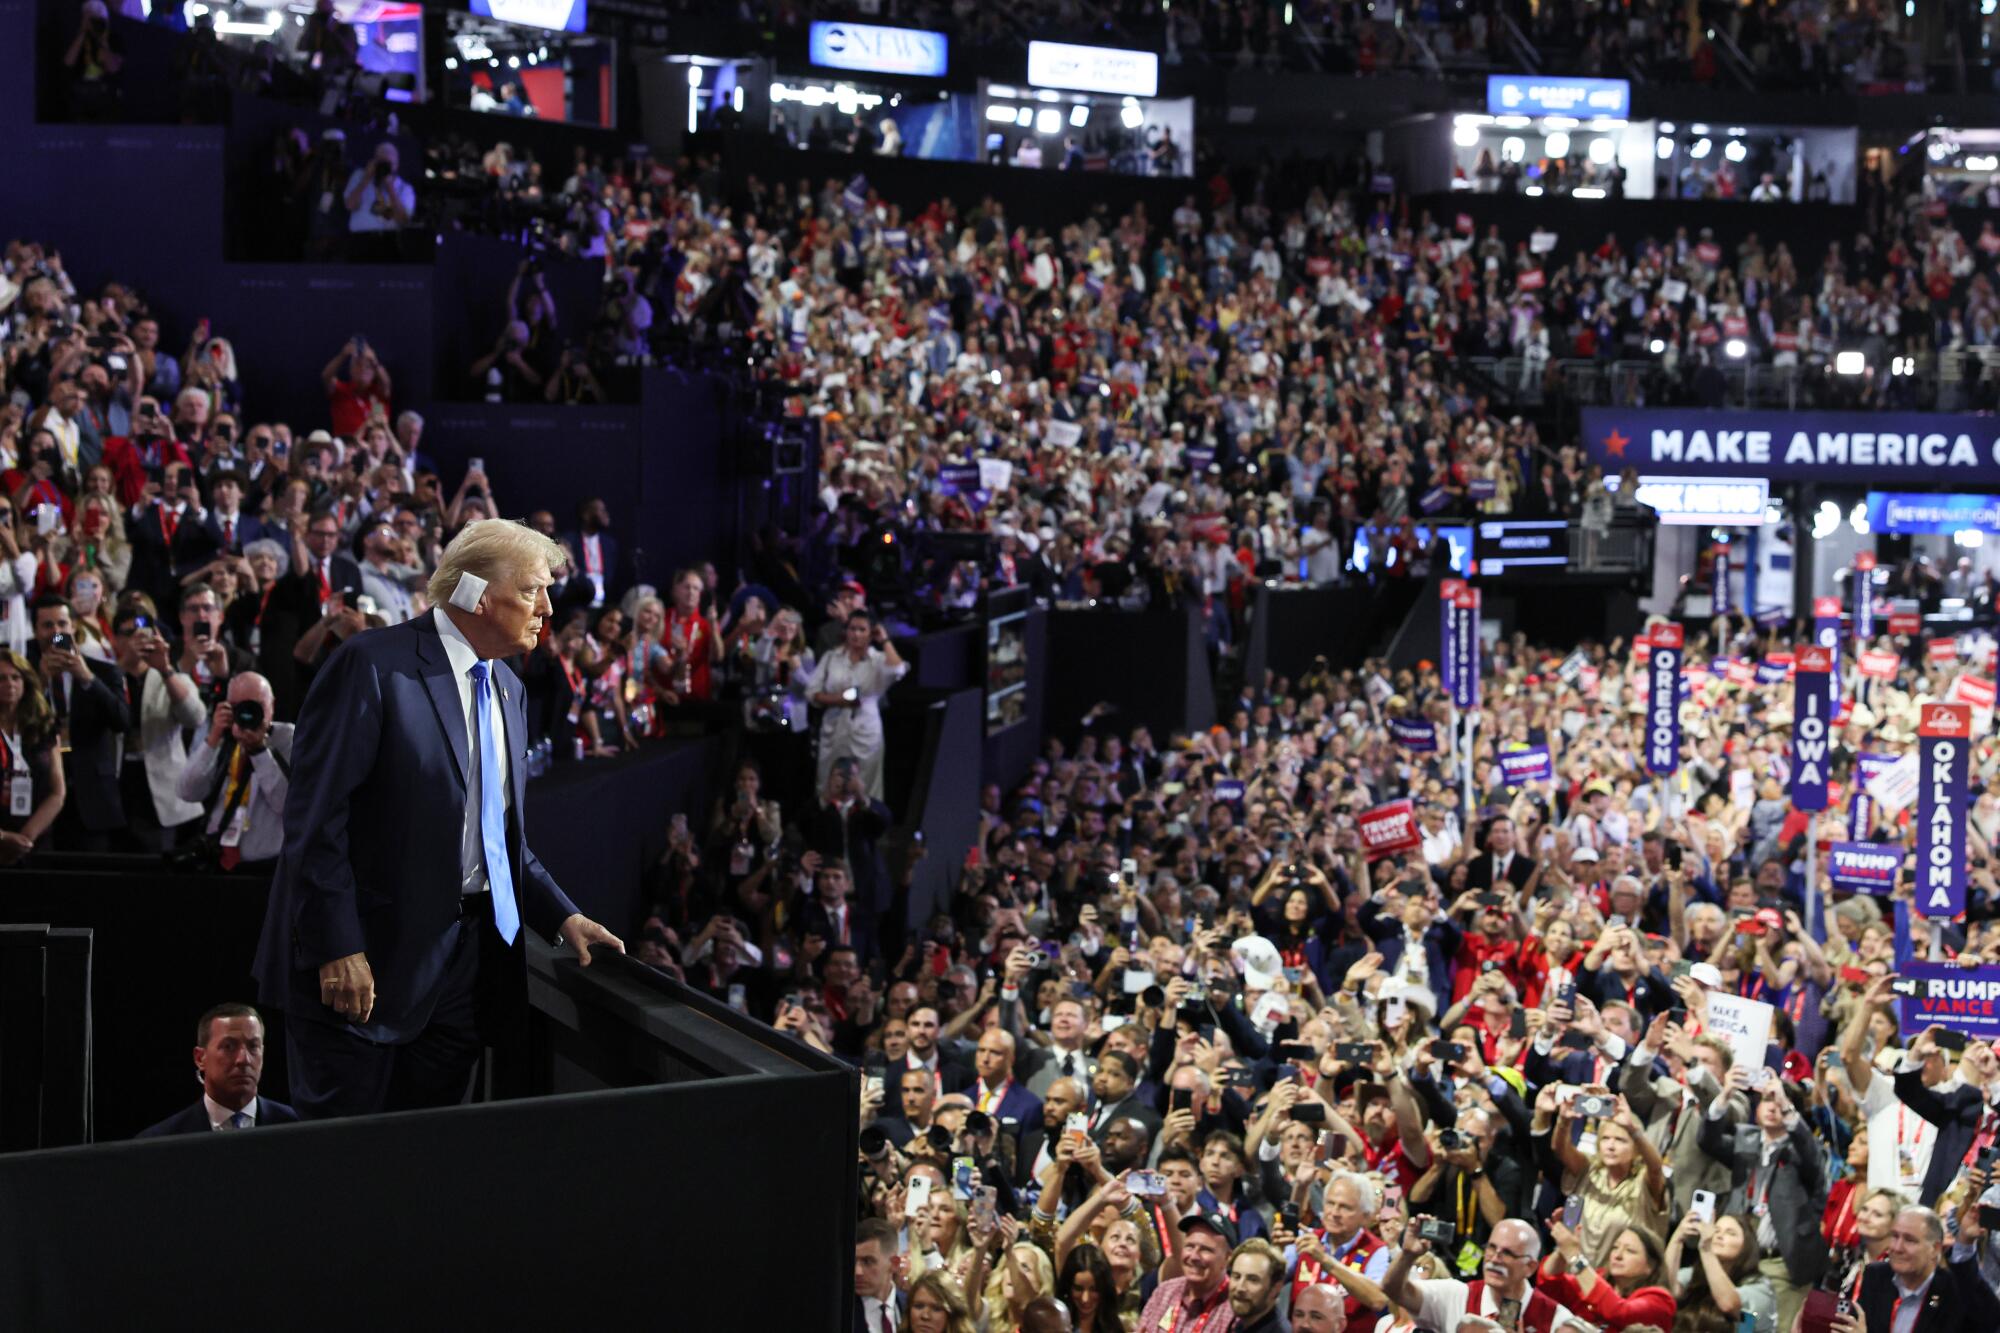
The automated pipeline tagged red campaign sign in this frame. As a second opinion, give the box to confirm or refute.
[1440,576,1465,600]
[1797,645,1833,673]
[1773,332,1799,351]
[1633,639,1651,664]
[1306,256,1334,276]
[1517,268,1546,291]
[1652,623,1685,650]
[1456,213,1474,235]
[1696,242,1722,265]
[1357,799,1422,862]
[1929,639,1962,664]
[1858,650,1901,680]
[1890,613,1922,635]
[1813,596,1843,617]
[1958,675,1997,708]
[1695,324,1720,345]
[1921,702,1972,738]
[1722,315,1749,337]
[1579,665,1600,694]
[1855,552,1877,572]
[1453,587,1480,610]
[1768,651,1796,667]
[1727,661,1757,685]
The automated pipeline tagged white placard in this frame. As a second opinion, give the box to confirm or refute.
[1865,751,1920,815]
[1661,278,1689,303]
[1043,419,1083,449]
[978,458,1014,493]
[1704,993,1774,1073]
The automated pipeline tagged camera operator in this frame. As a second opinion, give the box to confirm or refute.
[174,671,291,871]
[343,143,414,258]
[470,320,544,404]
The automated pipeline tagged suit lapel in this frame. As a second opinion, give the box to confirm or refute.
[414,616,469,789]
[497,659,525,840]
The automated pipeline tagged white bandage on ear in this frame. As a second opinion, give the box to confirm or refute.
[448,571,488,612]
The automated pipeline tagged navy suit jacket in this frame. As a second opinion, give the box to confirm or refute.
[976,1080,1044,1143]
[252,612,581,1043]
[202,511,268,555]
[137,1095,301,1137]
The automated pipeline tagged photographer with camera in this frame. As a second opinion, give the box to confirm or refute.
[342,143,415,256]
[174,671,291,871]
[470,320,544,404]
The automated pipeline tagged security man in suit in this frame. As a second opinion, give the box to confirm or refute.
[137,1003,300,1136]
[1840,1205,2000,1333]
[253,519,624,1117]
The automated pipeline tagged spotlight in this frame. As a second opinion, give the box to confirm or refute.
[1690,138,1712,159]
[1036,107,1062,134]
[1656,136,1674,160]
[1070,104,1089,128]
[1455,123,1481,149]
[1501,136,1525,162]
[1588,137,1615,164]
[687,63,702,86]
[1724,139,1746,162]
[1850,503,1871,535]
[1544,131,1570,159]
[1835,350,1866,376]
[1120,103,1144,129]
[1724,338,1746,359]
[1649,338,1666,354]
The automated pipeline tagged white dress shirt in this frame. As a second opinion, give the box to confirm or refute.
[433,607,511,896]
[204,1092,258,1130]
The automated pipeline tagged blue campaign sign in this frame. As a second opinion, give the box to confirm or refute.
[1894,964,2000,1043]
[809,20,950,77]
[1827,841,1901,895]
[1213,778,1246,807]
[1497,745,1552,784]
[1450,587,1481,709]
[471,0,586,32]
[1790,645,1834,810]
[1864,492,2000,535]
[1916,702,1972,919]
[1389,717,1438,752]
[1580,408,2000,484]
[1486,75,1629,118]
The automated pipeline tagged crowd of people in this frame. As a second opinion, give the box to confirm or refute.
[819,606,2000,1332]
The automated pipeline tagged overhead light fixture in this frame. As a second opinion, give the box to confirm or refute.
[1543,115,1578,130]
[1069,104,1088,128]
[1724,139,1746,162]
[1656,136,1675,160]
[444,55,457,68]
[988,84,1019,98]
[1850,503,1871,535]
[1588,137,1615,164]
[507,54,521,68]
[1455,123,1481,148]
[1659,121,1676,133]
[1501,136,1525,162]
[1544,130,1570,159]
[1120,103,1143,129]
[1812,500,1841,540]
[1572,186,1605,198]
[1035,107,1062,134]
[985,103,1016,122]
[1016,106,1034,127]
[1690,138,1712,159]
[1494,115,1530,129]
[1691,123,1710,134]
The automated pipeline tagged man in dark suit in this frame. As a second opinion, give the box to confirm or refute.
[1464,816,1535,895]
[882,1003,973,1119]
[1893,1024,1999,1207]
[854,1218,907,1333]
[558,496,620,610]
[136,1003,300,1136]
[1848,1204,2000,1333]
[1698,1073,1830,1330]
[252,519,625,1118]
[970,1028,1044,1150]
[800,860,878,968]
[1088,1047,1163,1141]
[805,758,893,926]
[260,508,368,719]
[30,595,133,849]
[127,463,221,616]
[200,471,267,556]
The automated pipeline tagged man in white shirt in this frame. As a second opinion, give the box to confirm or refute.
[1838,976,1943,1199]
[175,672,293,870]
[344,142,415,234]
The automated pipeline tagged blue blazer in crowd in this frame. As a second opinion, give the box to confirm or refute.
[252,612,581,1044]
[137,1096,300,1137]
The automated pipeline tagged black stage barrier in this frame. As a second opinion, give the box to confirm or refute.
[0,742,715,1141]
[1047,604,1214,743]
[0,940,855,1332]
[0,863,275,1142]
[0,924,93,1151]
[525,736,719,938]
[1249,582,1386,682]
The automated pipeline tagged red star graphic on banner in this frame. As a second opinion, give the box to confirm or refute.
[1603,429,1630,458]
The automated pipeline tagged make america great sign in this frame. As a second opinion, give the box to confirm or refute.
[1580,408,2000,483]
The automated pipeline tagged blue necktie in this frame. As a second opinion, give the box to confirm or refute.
[469,662,520,944]
[227,1111,249,1130]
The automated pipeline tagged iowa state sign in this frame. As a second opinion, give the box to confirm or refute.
[1581,408,2000,483]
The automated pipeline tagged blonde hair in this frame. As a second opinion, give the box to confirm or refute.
[425,518,565,608]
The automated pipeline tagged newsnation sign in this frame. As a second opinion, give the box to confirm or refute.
[1581,408,2000,483]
